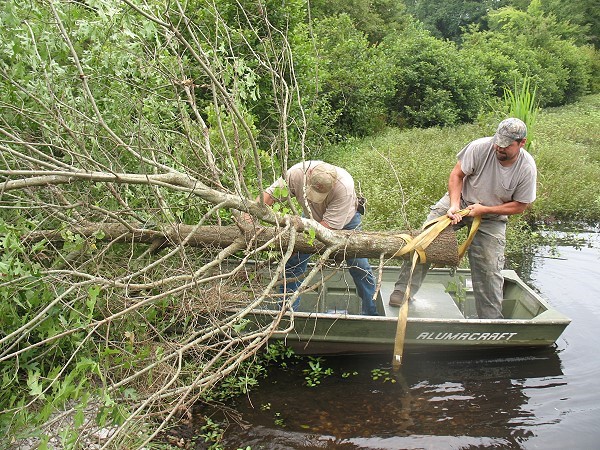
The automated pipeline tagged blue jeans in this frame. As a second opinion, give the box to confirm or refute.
[281,212,378,315]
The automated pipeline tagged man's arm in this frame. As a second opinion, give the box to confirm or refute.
[242,191,276,223]
[466,201,530,217]
[318,219,333,229]
[447,161,466,223]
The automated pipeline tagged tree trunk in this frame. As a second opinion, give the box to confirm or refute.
[24,223,460,266]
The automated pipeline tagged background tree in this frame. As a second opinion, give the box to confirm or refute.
[404,0,511,43]
[461,0,594,107]
[381,19,491,128]
[309,0,409,44]
[310,14,396,137]
[539,0,600,48]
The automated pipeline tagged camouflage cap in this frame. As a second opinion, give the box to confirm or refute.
[306,163,338,203]
[494,118,527,147]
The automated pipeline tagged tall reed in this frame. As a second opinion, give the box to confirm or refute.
[503,75,539,150]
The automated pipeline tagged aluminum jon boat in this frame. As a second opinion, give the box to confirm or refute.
[244,266,571,355]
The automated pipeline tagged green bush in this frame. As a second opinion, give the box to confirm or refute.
[581,46,600,94]
[311,14,396,137]
[380,21,492,128]
[405,0,509,43]
[461,3,595,108]
[461,32,562,107]
[308,0,409,45]
[548,39,593,103]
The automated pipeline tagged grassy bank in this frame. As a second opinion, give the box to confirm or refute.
[324,93,600,232]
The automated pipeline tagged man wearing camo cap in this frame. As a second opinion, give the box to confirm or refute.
[389,118,537,319]
[258,161,378,316]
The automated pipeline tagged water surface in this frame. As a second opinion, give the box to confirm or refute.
[213,231,600,449]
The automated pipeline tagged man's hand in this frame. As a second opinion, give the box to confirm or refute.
[448,203,488,224]
[447,205,464,225]
[241,192,275,225]
[466,203,488,217]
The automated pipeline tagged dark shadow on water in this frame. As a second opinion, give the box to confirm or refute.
[183,347,564,449]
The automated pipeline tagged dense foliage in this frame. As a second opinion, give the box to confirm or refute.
[462,1,594,107]
[3,0,594,148]
[405,0,599,49]
[309,0,598,137]
[405,0,511,43]
[310,14,395,137]
[381,22,492,128]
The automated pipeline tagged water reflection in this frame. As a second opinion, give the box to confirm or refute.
[522,230,600,449]
[205,348,564,449]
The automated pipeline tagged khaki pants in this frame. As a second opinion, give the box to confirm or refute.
[393,194,507,319]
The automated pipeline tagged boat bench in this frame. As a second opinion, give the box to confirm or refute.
[379,280,465,319]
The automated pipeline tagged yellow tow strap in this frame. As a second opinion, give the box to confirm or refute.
[394,208,481,263]
[392,209,481,371]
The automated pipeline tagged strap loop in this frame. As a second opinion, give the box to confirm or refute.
[394,208,479,265]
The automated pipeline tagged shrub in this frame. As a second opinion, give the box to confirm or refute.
[547,39,593,103]
[580,45,600,94]
[461,32,565,107]
[380,21,492,128]
[311,14,396,137]
[462,2,595,108]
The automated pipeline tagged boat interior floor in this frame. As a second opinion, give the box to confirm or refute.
[379,280,465,319]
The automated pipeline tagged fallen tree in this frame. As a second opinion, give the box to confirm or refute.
[23,222,460,266]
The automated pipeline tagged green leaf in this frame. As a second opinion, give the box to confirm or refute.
[87,286,100,315]
[27,371,45,399]
[92,229,105,240]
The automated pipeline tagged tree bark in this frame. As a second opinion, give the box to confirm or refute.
[24,223,460,266]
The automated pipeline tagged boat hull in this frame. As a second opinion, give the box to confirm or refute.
[242,267,571,355]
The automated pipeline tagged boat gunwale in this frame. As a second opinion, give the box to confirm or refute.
[245,309,572,325]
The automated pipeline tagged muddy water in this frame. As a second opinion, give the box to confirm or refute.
[214,230,600,449]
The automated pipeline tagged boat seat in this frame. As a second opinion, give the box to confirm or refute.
[380,280,464,319]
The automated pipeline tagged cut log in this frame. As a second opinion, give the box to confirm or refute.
[23,223,460,266]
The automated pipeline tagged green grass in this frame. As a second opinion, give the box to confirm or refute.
[532,95,600,224]
[324,125,482,230]
[324,93,600,230]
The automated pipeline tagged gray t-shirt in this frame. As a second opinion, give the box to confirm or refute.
[458,137,537,221]
[266,161,357,229]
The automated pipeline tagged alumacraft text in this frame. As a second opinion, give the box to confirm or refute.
[416,332,518,341]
